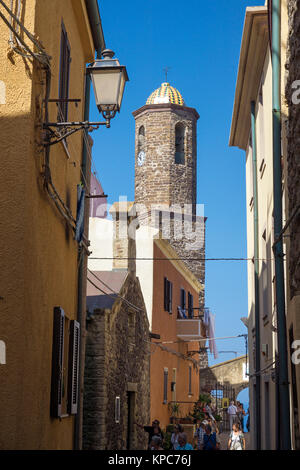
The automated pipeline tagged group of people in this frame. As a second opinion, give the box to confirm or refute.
[227,400,249,433]
[135,403,247,451]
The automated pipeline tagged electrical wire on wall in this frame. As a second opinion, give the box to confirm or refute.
[0,0,92,253]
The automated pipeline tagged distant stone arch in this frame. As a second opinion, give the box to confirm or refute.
[200,355,249,398]
[0,81,6,104]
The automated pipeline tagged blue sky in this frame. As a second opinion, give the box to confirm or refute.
[89,0,265,368]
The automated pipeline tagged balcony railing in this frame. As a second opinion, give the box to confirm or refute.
[176,307,204,341]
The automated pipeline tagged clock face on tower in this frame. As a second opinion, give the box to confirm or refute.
[137,151,146,166]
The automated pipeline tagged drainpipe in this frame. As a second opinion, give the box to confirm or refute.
[85,0,106,58]
[271,0,291,450]
[75,0,106,450]
[250,101,261,450]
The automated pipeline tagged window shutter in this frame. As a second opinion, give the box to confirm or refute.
[168,282,173,314]
[181,288,186,310]
[51,307,65,418]
[163,369,168,404]
[188,292,193,318]
[58,23,71,122]
[68,320,80,415]
[164,277,168,311]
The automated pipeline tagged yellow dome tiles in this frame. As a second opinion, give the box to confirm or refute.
[146,82,185,106]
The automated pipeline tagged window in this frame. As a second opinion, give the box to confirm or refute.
[171,368,177,402]
[180,288,186,311]
[138,126,145,152]
[163,368,168,404]
[58,22,71,122]
[164,277,173,314]
[175,123,185,164]
[188,292,194,318]
[50,307,80,418]
[188,366,192,396]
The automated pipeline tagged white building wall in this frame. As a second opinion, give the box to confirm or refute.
[88,217,156,329]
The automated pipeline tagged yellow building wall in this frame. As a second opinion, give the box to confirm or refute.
[0,0,94,449]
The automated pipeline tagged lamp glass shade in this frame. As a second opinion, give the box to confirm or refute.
[91,68,122,111]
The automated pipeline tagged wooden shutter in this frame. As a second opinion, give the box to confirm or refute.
[168,281,173,314]
[188,292,193,318]
[68,320,80,415]
[181,288,186,310]
[58,22,71,122]
[50,307,65,418]
[163,369,168,404]
[164,277,168,311]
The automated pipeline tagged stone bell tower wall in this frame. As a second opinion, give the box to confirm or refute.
[133,103,199,213]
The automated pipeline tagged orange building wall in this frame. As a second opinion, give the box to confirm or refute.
[150,243,201,429]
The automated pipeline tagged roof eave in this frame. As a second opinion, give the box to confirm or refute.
[229,7,269,151]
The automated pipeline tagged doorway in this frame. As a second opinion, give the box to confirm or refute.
[127,391,136,450]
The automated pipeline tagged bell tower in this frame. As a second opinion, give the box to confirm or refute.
[133,82,199,214]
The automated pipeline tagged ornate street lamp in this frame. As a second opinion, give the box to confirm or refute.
[87,49,129,126]
[43,48,129,146]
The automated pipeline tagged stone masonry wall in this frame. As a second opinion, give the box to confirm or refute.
[133,104,205,308]
[286,0,300,298]
[134,104,198,211]
[83,273,150,450]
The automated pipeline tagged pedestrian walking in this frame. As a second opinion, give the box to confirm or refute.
[177,432,194,450]
[227,422,246,450]
[237,403,246,431]
[204,401,216,421]
[202,424,220,450]
[246,409,250,432]
[150,435,164,450]
[171,424,183,450]
[194,420,206,450]
[134,419,164,449]
[207,417,219,435]
[227,401,238,431]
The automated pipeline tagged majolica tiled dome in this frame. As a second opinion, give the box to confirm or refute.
[146,82,184,106]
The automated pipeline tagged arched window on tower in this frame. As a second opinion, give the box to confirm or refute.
[175,123,185,164]
[138,125,145,153]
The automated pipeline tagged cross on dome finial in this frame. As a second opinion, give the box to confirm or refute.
[163,66,171,82]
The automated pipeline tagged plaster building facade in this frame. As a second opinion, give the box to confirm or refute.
[230,0,299,450]
[0,0,105,449]
[284,0,300,450]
